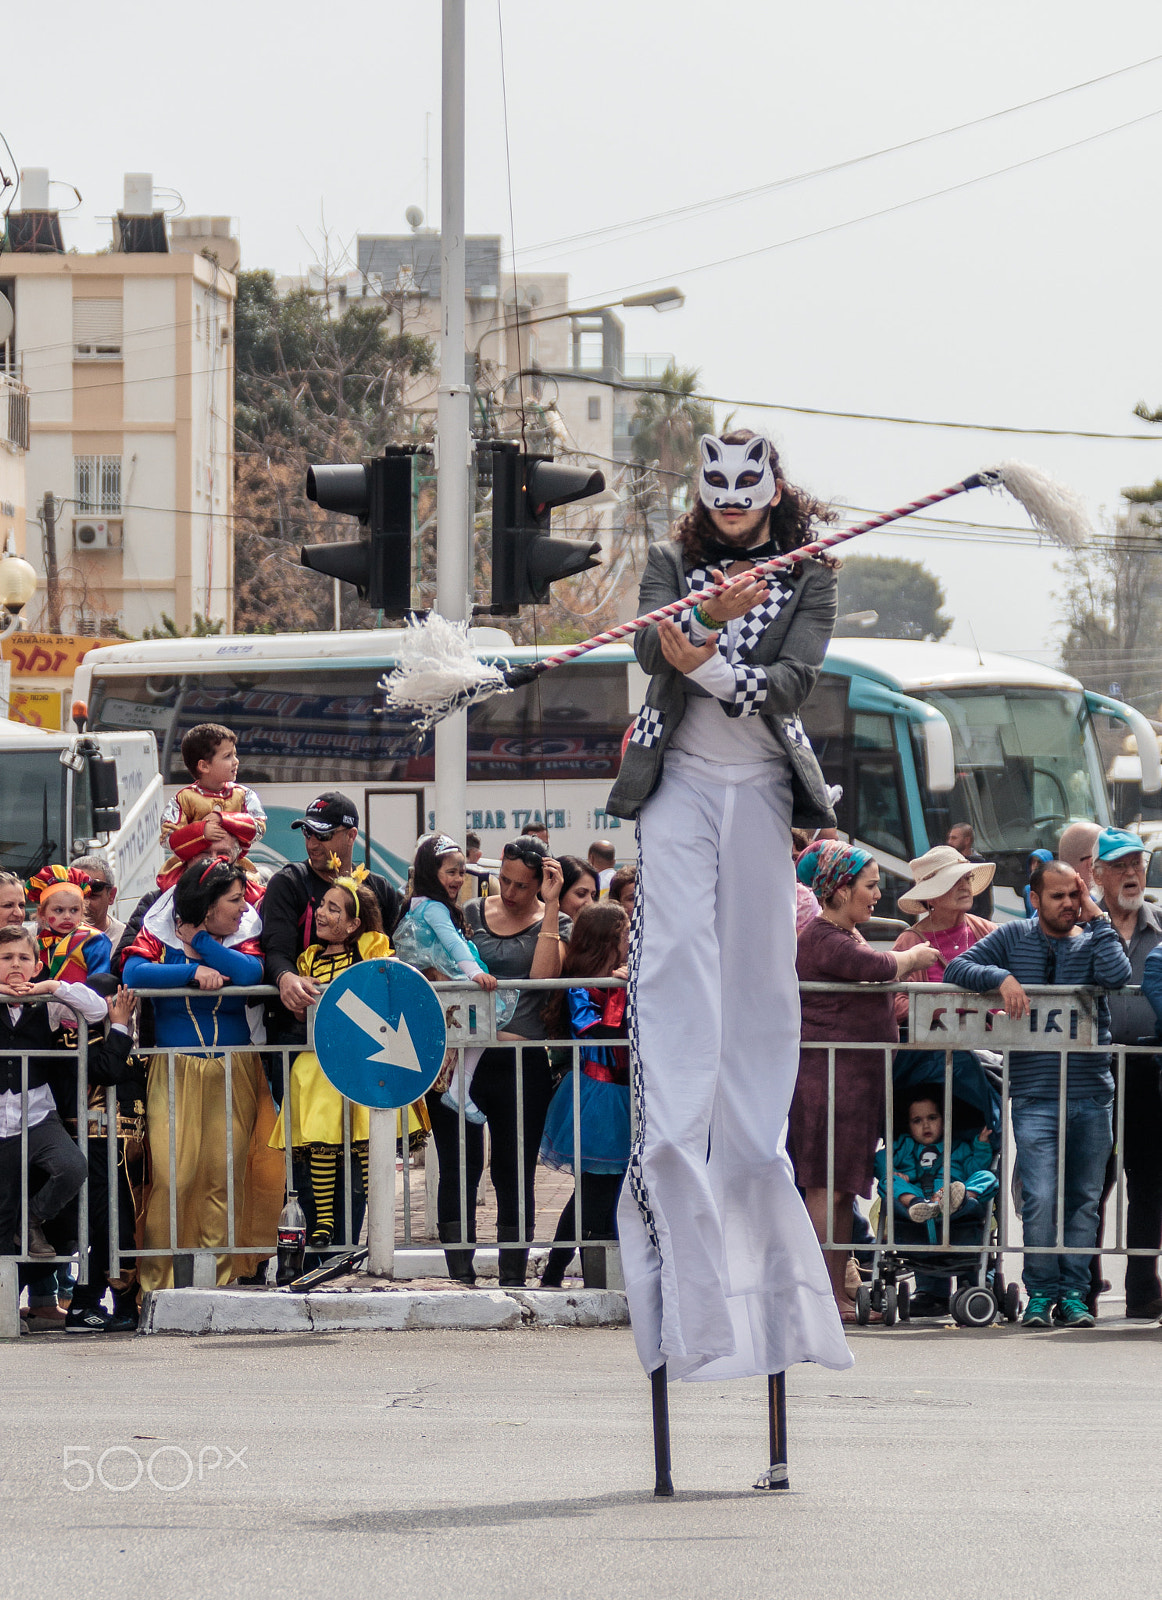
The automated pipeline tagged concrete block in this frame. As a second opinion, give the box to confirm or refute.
[0,1258,21,1339]
[403,1291,521,1331]
[510,1289,629,1327]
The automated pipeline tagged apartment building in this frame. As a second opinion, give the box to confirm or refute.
[1,172,238,635]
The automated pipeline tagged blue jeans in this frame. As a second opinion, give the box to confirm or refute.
[1011,1094,1113,1299]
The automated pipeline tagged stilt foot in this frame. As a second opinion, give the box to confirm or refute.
[752,1463,790,1492]
[651,1364,674,1497]
[757,1371,789,1492]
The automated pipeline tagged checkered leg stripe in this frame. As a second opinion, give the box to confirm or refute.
[626,819,660,1253]
[782,715,810,747]
[629,706,665,749]
[724,663,769,718]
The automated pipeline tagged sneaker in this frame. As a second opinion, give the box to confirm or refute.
[908,1200,939,1223]
[65,1304,138,1334]
[947,1181,966,1213]
[1022,1295,1055,1328]
[1056,1294,1095,1328]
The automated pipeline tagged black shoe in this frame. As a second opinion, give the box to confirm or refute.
[906,1292,950,1318]
[65,1304,138,1333]
[1126,1297,1162,1320]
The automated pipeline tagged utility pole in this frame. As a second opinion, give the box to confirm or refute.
[370,0,470,1282]
[433,0,470,842]
[41,493,62,633]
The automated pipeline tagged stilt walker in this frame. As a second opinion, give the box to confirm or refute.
[380,437,1089,1492]
[604,430,854,1489]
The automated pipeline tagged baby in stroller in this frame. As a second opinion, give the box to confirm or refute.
[873,1086,999,1318]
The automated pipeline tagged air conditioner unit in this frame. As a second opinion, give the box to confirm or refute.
[74,518,110,550]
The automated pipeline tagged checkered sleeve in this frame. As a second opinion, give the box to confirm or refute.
[723,663,769,717]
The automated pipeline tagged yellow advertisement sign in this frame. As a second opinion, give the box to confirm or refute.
[8,688,64,729]
[3,633,120,679]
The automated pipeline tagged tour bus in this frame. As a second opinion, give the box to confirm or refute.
[72,630,1158,918]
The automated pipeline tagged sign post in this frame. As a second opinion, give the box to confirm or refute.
[311,960,447,1279]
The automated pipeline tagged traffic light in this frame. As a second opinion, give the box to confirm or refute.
[489,442,604,612]
[301,447,414,613]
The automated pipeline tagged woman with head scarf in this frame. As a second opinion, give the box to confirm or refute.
[791,841,939,1320]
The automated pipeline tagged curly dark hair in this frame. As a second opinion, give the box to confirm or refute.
[672,428,836,570]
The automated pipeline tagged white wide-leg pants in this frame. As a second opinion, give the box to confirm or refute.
[618,751,853,1382]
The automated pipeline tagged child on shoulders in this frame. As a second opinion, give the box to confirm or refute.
[159,722,266,897]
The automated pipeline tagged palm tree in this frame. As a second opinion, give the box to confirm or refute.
[630,363,716,536]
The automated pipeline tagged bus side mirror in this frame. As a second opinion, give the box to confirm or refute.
[89,755,121,834]
[921,714,955,794]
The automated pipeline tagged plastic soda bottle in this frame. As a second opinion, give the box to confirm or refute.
[276,1191,307,1285]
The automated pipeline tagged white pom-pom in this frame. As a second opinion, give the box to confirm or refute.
[990,460,1090,549]
[378,614,510,730]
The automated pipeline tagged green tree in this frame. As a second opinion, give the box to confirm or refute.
[834,556,952,641]
[232,265,435,633]
[1058,504,1162,711]
[630,363,716,535]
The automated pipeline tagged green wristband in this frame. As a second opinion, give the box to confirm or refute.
[692,602,719,630]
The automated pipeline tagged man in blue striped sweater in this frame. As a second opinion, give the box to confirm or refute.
[944,858,1131,1329]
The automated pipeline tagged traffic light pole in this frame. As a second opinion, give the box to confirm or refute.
[433,0,470,844]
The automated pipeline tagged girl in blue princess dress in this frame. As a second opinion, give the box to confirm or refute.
[538,900,631,1288]
[392,833,506,1123]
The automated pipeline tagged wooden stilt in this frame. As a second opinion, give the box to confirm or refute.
[753,1371,790,1491]
[651,1364,674,1497]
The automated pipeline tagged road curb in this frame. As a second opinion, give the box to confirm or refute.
[139,1286,629,1335]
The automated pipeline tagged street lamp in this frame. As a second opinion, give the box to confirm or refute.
[474,286,685,362]
[0,537,37,642]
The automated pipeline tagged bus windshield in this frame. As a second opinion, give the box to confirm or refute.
[0,750,67,878]
[916,686,1109,883]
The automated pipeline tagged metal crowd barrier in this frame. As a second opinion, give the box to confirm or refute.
[3,979,1160,1309]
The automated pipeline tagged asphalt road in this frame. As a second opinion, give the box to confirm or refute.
[3,1319,1162,1600]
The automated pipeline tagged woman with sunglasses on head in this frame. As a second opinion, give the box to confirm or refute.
[433,837,569,1287]
[604,429,853,1409]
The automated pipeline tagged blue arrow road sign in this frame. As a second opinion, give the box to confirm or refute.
[312,959,447,1110]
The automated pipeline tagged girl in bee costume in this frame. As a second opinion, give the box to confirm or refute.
[605,431,852,1456]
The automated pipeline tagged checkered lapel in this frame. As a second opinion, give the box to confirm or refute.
[686,565,796,662]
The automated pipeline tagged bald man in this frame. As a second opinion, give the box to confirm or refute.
[1058,821,1101,890]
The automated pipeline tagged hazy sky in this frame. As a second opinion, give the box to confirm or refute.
[7,1,1162,665]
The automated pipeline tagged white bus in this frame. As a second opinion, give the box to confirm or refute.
[73,630,1156,914]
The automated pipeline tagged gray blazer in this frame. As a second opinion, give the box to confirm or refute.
[605,540,837,826]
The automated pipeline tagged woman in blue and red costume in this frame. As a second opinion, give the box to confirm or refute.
[123,856,284,1289]
[604,429,853,1394]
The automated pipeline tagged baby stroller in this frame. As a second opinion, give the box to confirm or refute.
[855,1049,1021,1328]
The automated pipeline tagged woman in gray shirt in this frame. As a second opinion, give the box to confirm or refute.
[430,837,569,1287]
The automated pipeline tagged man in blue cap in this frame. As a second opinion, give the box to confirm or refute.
[1094,828,1162,1320]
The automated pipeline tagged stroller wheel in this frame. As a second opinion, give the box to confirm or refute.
[882,1283,898,1327]
[1003,1282,1021,1322]
[953,1285,998,1328]
[855,1285,872,1326]
[897,1280,911,1323]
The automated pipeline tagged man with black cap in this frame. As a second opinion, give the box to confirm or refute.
[260,792,402,1048]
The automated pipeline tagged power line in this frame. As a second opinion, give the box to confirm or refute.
[542,371,1162,443]
[511,51,1162,261]
[498,103,1162,322]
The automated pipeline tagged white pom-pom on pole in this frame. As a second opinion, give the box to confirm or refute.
[381,460,1091,730]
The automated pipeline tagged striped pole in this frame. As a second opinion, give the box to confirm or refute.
[504,471,994,687]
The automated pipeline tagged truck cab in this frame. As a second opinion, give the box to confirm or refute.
[0,718,162,917]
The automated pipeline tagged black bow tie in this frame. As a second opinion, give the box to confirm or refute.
[701,537,780,567]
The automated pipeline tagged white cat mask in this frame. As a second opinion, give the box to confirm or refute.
[697,434,777,512]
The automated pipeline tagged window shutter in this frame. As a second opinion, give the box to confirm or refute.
[74,298,122,358]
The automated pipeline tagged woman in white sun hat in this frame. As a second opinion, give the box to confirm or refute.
[892,846,997,985]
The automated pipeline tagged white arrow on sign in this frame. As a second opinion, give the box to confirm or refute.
[336,988,424,1071]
